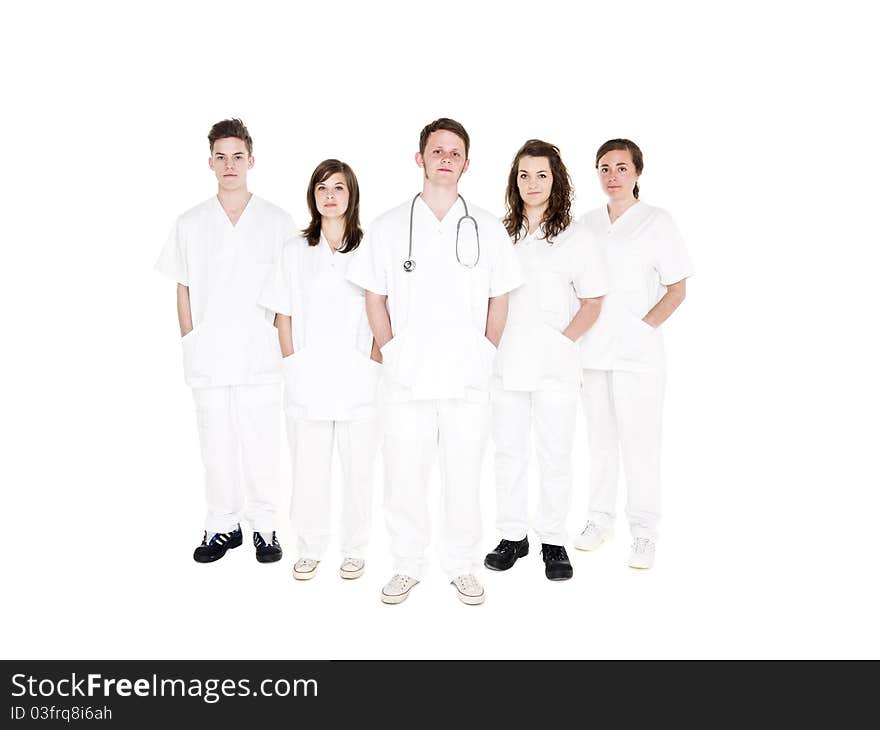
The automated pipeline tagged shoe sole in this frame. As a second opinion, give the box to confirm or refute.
[381,585,417,604]
[546,572,573,581]
[455,590,485,606]
[193,535,243,563]
[628,563,653,570]
[340,566,365,580]
[292,563,319,581]
[483,544,529,571]
[574,531,612,552]
[256,552,283,564]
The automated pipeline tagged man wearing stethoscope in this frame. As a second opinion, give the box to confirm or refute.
[347,118,523,605]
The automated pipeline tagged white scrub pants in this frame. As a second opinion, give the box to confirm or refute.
[492,386,578,546]
[191,383,282,534]
[581,369,665,540]
[382,398,490,580]
[287,416,379,560]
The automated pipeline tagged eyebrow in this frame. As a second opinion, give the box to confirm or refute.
[519,168,549,173]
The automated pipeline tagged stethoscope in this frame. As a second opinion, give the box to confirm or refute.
[403,194,480,272]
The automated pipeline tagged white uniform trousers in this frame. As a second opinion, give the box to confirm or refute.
[287,416,379,560]
[191,383,282,534]
[581,369,665,539]
[492,386,578,546]
[382,398,490,580]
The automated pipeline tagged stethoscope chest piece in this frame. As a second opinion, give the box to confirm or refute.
[403,259,416,273]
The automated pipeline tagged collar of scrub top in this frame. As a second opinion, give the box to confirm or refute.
[403,193,480,272]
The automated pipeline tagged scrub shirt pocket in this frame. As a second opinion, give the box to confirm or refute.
[180,325,205,386]
[542,327,581,383]
[617,313,658,363]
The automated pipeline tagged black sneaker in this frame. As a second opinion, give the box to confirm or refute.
[193,525,243,563]
[541,544,573,581]
[484,537,529,571]
[253,531,283,563]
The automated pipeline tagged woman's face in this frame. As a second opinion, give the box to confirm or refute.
[516,155,553,209]
[314,172,350,219]
[597,149,639,201]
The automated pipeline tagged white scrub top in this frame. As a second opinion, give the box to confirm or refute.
[259,234,380,421]
[496,223,609,391]
[578,202,694,372]
[346,196,524,402]
[156,195,297,388]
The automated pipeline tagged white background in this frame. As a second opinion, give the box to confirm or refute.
[2,0,878,659]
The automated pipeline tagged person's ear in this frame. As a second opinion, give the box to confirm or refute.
[461,158,470,175]
[415,152,425,169]
[248,155,254,170]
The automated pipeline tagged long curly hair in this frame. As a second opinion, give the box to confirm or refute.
[503,139,573,243]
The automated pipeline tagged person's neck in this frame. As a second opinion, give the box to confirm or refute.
[217,187,252,215]
[524,203,547,235]
[607,196,638,224]
[420,180,460,221]
[321,217,346,252]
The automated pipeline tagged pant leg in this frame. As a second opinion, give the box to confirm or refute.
[382,400,436,580]
[336,416,380,559]
[192,386,242,534]
[612,370,665,540]
[490,385,531,542]
[580,369,619,529]
[235,383,283,533]
[437,398,491,578]
[532,387,578,545]
[289,418,335,559]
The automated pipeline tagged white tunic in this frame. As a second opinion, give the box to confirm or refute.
[578,202,694,372]
[156,195,297,387]
[259,234,380,421]
[495,222,609,391]
[347,196,524,402]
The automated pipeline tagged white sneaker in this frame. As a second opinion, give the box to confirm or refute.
[381,574,419,604]
[339,557,365,580]
[574,521,612,551]
[628,538,656,569]
[292,558,319,580]
[451,574,485,605]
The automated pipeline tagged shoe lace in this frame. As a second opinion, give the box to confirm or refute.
[494,539,516,555]
[390,574,412,590]
[456,574,479,592]
[342,558,361,569]
[542,545,568,562]
[632,538,654,554]
[581,521,601,537]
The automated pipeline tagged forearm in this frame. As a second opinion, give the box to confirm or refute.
[366,292,393,350]
[485,293,509,347]
[562,296,603,341]
[643,280,687,328]
[275,313,294,357]
[177,284,193,337]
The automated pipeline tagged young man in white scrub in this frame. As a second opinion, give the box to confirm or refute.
[259,159,381,582]
[576,138,693,569]
[347,118,523,605]
[487,140,607,581]
[156,119,297,564]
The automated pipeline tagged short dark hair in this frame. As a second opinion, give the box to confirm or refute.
[419,117,470,158]
[302,159,363,253]
[208,118,253,156]
[595,138,644,199]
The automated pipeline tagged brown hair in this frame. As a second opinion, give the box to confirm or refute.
[302,159,363,252]
[503,139,573,243]
[208,118,253,156]
[595,138,643,199]
[419,117,470,158]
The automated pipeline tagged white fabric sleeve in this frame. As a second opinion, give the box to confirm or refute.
[346,226,387,295]
[571,229,610,298]
[258,240,294,315]
[654,210,695,285]
[487,219,524,297]
[155,219,188,285]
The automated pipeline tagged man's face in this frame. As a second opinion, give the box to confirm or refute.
[416,130,469,186]
[208,136,253,191]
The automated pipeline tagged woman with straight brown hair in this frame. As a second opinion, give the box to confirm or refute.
[574,139,694,569]
[259,159,381,582]
[484,140,608,581]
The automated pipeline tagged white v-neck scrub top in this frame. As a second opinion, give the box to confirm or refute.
[346,196,524,402]
[495,223,609,391]
[156,195,297,387]
[259,234,380,421]
[578,202,694,372]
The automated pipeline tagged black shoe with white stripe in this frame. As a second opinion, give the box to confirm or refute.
[193,525,243,563]
[253,531,283,563]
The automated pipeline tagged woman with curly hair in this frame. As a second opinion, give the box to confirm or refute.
[485,139,608,581]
